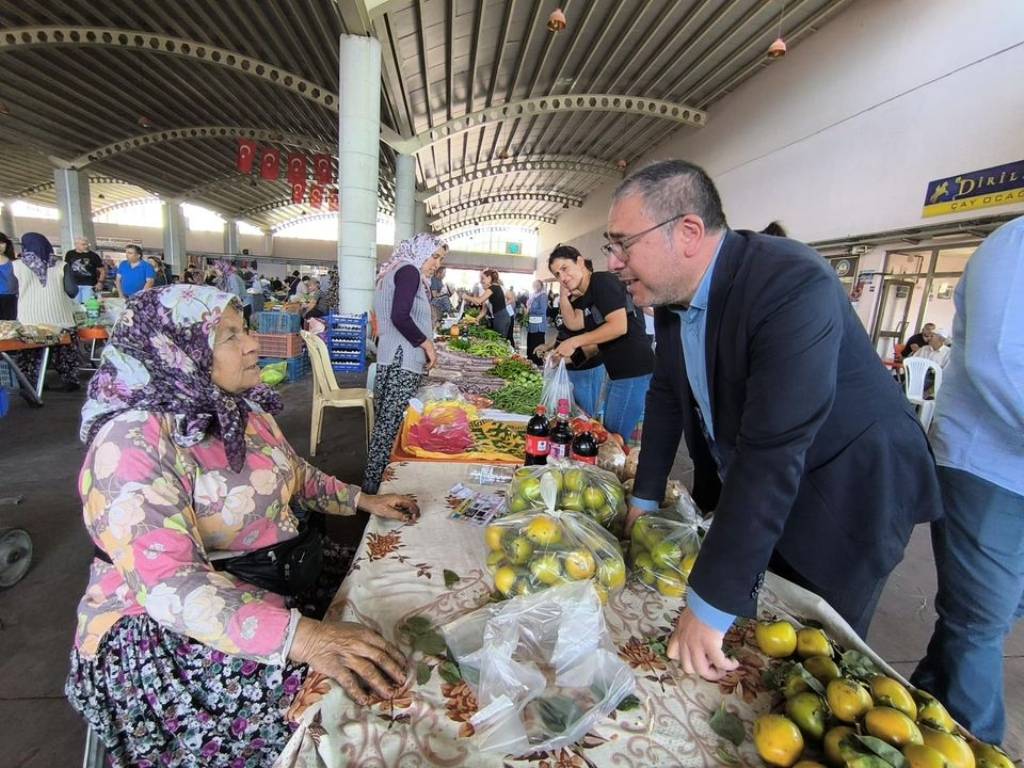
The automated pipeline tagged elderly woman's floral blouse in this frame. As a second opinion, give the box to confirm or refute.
[74,409,357,665]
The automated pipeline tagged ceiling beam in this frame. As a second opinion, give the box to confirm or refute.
[92,196,160,218]
[0,26,336,112]
[388,93,706,154]
[68,125,335,168]
[422,155,622,201]
[431,190,584,218]
[432,211,557,234]
[15,175,134,198]
[237,196,394,221]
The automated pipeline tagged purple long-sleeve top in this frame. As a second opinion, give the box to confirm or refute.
[391,264,428,347]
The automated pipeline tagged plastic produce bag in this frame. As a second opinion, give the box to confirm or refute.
[504,460,627,535]
[486,473,627,604]
[260,361,287,387]
[441,580,635,756]
[629,511,702,598]
[540,357,581,417]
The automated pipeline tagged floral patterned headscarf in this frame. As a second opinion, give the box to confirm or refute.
[376,232,447,288]
[19,232,59,285]
[81,284,282,472]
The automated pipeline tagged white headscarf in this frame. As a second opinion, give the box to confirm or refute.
[376,233,447,287]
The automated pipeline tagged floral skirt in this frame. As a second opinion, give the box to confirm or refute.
[362,349,424,494]
[65,537,353,768]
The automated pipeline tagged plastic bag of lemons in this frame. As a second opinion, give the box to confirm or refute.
[628,515,701,599]
[485,473,627,605]
[504,461,627,536]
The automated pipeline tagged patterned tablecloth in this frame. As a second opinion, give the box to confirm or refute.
[275,462,896,768]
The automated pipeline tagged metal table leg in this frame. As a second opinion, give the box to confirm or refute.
[0,351,43,407]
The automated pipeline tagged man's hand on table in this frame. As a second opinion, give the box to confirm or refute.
[667,608,739,682]
[359,493,421,523]
[289,618,408,705]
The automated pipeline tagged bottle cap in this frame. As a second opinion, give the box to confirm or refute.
[535,404,546,414]
[557,398,570,414]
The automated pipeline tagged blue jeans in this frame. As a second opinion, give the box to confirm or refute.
[910,466,1024,744]
[602,373,652,444]
[74,285,95,304]
[567,365,606,419]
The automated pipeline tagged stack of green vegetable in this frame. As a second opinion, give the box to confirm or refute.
[487,357,535,380]
[466,339,513,358]
[490,367,543,414]
[463,326,503,340]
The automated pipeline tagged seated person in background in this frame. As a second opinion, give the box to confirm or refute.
[913,326,950,368]
[301,278,331,320]
[903,322,936,358]
[66,285,418,766]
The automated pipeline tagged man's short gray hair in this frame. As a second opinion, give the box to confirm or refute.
[612,159,727,232]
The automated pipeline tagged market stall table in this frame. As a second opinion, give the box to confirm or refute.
[275,461,900,768]
[0,334,72,407]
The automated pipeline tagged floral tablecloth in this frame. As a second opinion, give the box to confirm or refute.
[275,462,896,768]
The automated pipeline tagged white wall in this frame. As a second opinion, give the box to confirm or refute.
[539,0,1024,259]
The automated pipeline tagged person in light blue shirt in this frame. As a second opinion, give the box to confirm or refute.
[910,216,1024,745]
[115,245,156,298]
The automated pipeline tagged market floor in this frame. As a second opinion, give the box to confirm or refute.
[0,380,1021,767]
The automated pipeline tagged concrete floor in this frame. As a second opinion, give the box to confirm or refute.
[0,377,1021,766]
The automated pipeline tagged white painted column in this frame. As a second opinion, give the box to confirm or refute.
[1,199,15,240]
[161,199,188,276]
[223,219,239,255]
[414,200,428,236]
[53,168,95,252]
[262,229,274,256]
[394,153,416,243]
[338,33,382,315]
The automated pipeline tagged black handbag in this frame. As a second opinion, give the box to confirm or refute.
[63,261,79,298]
[93,522,324,597]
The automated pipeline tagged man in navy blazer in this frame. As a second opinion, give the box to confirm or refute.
[606,160,941,681]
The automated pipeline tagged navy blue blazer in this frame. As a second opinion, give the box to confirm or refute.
[634,230,942,617]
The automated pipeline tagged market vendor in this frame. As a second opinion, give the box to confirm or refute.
[115,245,156,298]
[460,268,511,339]
[609,160,941,680]
[66,285,419,766]
[549,244,654,441]
[363,233,448,494]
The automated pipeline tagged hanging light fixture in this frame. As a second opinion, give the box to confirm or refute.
[137,115,155,128]
[547,8,567,32]
[767,1,787,58]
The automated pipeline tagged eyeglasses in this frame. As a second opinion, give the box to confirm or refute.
[602,213,689,261]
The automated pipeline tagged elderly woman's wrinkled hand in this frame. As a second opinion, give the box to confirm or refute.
[289,618,408,705]
[359,493,420,523]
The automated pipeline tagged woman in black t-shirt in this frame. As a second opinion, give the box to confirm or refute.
[549,245,653,442]
[461,268,511,339]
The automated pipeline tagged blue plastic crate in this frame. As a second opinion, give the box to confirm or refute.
[254,311,302,334]
[0,388,8,418]
[259,354,310,382]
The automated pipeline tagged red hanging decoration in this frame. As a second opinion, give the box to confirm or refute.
[260,147,281,181]
[290,180,307,204]
[309,184,324,208]
[236,139,257,174]
[313,154,334,185]
[328,188,339,212]
[286,152,308,184]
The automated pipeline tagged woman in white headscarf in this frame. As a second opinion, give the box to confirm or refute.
[363,233,447,492]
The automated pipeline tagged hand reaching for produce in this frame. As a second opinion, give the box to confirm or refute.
[667,608,739,682]
[288,618,408,705]
[359,493,421,522]
[624,506,645,536]
[552,336,579,361]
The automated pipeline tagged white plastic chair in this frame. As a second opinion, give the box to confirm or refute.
[902,356,943,431]
[300,331,374,456]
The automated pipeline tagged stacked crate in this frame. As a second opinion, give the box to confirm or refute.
[327,313,368,374]
[252,311,309,382]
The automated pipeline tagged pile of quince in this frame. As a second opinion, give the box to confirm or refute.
[750,619,1013,768]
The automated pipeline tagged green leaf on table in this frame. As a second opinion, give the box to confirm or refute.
[416,660,432,686]
[402,615,433,636]
[852,735,910,768]
[615,694,641,712]
[412,629,448,657]
[714,744,742,766]
[841,649,882,680]
[438,660,463,684]
[443,569,461,588]
[795,662,827,695]
[708,703,745,747]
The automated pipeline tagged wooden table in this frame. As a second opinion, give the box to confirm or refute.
[274,461,899,768]
[0,335,71,407]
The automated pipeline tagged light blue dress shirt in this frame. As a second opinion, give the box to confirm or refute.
[631,237,735,632]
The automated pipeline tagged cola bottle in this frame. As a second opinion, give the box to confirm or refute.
[524,405,550,465]
[548,399,573,460]
[570,430,598,465]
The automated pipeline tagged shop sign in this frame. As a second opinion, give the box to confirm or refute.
[922,159,1024,217]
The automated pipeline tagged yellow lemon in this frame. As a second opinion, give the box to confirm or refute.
[529,553,564,585]
[582,486,606,511]
[870,676,918,720]
[826,678,873,723]
[971,741,1014,768]
[865,706,924,748]
[485,551,508,573]
[803,655,841,685]
[920,727,975,768]
[592,582,609,605]
[504,535,534,565]
[796,627,832,658]
[524,515,563,546]
[650,539,683,570]
[753,714,804,767]
[633,552,657,585]
[823,725,858,766]
[494,566,517,596]
[904,744,952,768]
[679,552,698,578]
[755,620,798,658]
[563,549,596,580]
[654,570,686,598]
[484,525,506,552]
[597,557,627,589]
[785,691,827,740]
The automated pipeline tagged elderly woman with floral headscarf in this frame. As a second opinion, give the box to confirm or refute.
[10,231,81,390]
[66,284,421,767]
[362,233,447,493]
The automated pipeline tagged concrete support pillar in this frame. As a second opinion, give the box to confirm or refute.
[262,230,274,256]
[394,153,416,244]
[1,200,15,240]
[223,219,239,255]
[53,168,94,252]
[338,33,382,315]
[161,199,188,276]
[414,200,428,236]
